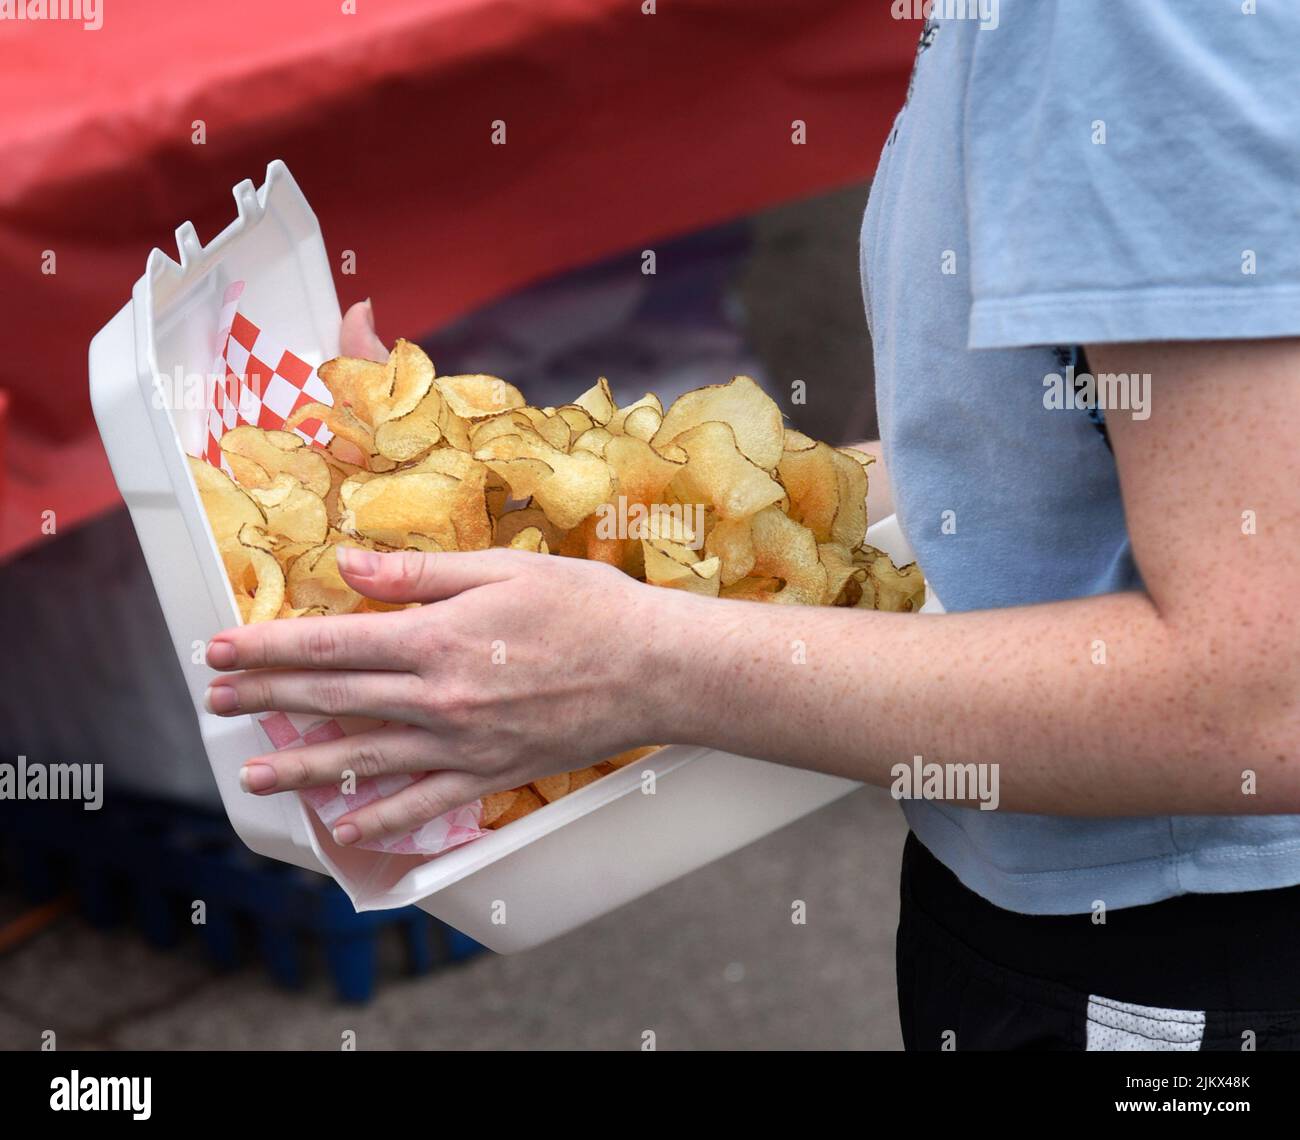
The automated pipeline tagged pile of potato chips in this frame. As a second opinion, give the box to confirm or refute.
[191,340,924,828]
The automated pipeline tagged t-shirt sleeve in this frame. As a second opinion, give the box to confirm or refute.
[964,0,1300,349]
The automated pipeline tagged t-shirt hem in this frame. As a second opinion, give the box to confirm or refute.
[968,285,1300,350]
[903,805,1300,916]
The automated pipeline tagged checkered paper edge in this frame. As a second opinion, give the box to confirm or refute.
[202,281,335,469]
[256,713,486,856]
[201,285,487,857]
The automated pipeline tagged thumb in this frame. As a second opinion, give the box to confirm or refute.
[339,299,389,362]
[336,547,516,603]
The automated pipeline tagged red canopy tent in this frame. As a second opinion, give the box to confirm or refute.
[0,0,916,561]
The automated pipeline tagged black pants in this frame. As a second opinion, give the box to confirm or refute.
[897,832,1300,1051]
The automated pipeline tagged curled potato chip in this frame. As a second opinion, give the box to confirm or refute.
[189,456,265,544]
[479,789,519,827]
[572,426,613,456]
[374,387,444,462]
[777,438,869,550]
[653,375,784,470]
[506,525,550,554]
[317,356,392,426]
[286,543,364,614]
[748,507,826,606]
[531,773,571,802]
[667,421,784,520]
[604,435,682,506]
[854,545,927,613]
[818,542,858,606]
[720,576,782,602]
[285,401,376,461]
[381,339,437,423]
[642,539,721,596]
[558,514,627,568]
[341,469,488,552]
[485,785,544,829]
[573,377,616,425]
[436,374,525,421]
[704,516,756,586]
[474,433,614,530]
[247,475,328,544]
[221,524,286,623]
[494,506,568,551]
[219,425,331,498]
[609,393,663,437]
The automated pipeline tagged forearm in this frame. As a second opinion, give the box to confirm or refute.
[645,587,1297,816]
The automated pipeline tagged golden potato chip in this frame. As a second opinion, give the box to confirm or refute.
[704,516,756,586]
[667,421,784,520]
[285,402,376,462]
[652,375,784,470]
[604,435,682,506]
[222,524,286,623]
[573,377,615,425]
[381,339,437,423]
[286,543,364,614]
[479,789,518,827]
[818,542,858,606]
[557,514,627,568]
[854,545,927,613]
[219,425,331,498]
[642,539,721,596]
[553,404,596,438]
[436,374,525,421]
[566,766,605,791]
[748,507,826,605]
[373,387,444,462]
[531,773,571,802]
[609,393,663,437]
[572,426,614,456]
[777,438,867,549]
[247,475,329,545]
[493,506,568,551]
[474,434,615,530]
[620,403,662,442]
[189,456,266,544]
[486,786,544,828]
[317,356,392,426]
[506,526,550,554]
[719,576,782,602]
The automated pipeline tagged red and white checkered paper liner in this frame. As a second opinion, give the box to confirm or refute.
[200,282,486,856]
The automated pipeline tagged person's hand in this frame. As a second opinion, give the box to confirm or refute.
[205,546,671,846]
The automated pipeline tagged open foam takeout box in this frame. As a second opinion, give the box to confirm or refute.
[89,161,938,953]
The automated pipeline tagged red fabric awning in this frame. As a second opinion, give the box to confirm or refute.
[0,0,916,560]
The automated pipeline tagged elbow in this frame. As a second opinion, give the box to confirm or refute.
[1188,650,1300,813]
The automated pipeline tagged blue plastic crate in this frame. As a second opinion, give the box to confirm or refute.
[0,793,485,1002]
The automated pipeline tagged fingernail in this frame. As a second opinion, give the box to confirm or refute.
[205,683,240,714]
[337,546,379,576]
[333,823,361,846]
[207,640,237,669]
[239,764,277,793]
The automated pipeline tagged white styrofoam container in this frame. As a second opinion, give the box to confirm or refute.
[89,160,939,953]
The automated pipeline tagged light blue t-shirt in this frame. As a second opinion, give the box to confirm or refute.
[861,1,1300,914]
